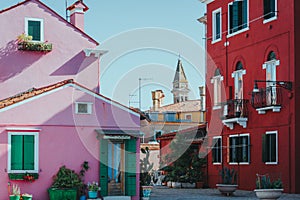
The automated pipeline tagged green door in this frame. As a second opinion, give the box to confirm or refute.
[125,139,137,196]
[100,139,108,196]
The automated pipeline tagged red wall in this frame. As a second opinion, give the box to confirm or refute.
[205,0,299,193]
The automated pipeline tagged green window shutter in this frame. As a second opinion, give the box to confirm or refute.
[229,4,233,34]
[270,134,276,162]
[262,134,268,163]
[11,135,23,170]
[242,0,248,29]
[23,135,35,170]
[28,21,41,41]
[237,137,243,163]
[125,139,136,196]
[212,139,216,163]
[263,0,270,18]
[100,139,108,197]
[215,12,221,39]
[232,1,239,32]
[270,0,275,18]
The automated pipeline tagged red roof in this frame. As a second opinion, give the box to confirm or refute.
[67,0,89,12]
[0,79,139,116]
[0,0,98,45]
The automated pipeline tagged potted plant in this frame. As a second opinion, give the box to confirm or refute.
[21,193,33,200]
[140,147,154,200]
[216,167,238,196]
[9,184,21,200]
[254,174,283,200]
[87,181,100,199]
[48,161,89,200]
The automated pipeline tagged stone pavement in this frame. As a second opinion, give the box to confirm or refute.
[149,186,300,200]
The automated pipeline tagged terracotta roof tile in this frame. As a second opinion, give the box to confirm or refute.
[0,79,73,109]
[151,100,201,113]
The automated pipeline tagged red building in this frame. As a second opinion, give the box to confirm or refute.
[201,0,300,193]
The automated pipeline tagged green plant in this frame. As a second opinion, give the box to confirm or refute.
[219,167,237,185]
[11,184,20,196]
[78,161,90,196]
[256,174,283,189]
[17,33,32,42]
[87,181,100,192]
[140,147,154,186]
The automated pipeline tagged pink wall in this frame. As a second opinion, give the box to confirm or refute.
[0,0,99,99]
[0,86,140,199]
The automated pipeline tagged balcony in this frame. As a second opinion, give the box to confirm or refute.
[251,86,282,114]
[221,99,249,130]
[18,41,52,52]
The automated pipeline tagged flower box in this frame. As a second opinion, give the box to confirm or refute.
[8,173,39,181]
[18,41,52,52]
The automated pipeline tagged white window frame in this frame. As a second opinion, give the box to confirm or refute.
[25,18,44,42]
[239,133,250,165]
[263,0,277,24]
[212,8,222,44]
[75,102,93,114]
[212,136,222,165]
[227,0,249,38]
[265,131,278,165]
[232,69,246,100]
[263,59,279,106]
[229,133,250,165]
[7,131,39,173]
[211,75,223,110]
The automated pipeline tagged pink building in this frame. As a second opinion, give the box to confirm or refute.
[0,0,140,199]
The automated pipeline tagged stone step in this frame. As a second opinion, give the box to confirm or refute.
[103,196,131,200]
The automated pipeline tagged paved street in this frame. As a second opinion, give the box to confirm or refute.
[150,186,300,200]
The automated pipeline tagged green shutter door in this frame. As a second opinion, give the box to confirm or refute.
[28,21,41,41]
[100,139,108,196]
[262,134,267,163]
[24,135,35,170]
[11,135,23,170]
[125,139,136,196]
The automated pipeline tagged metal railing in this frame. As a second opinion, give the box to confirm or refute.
[251,86,282,109]
[221,99,249,119]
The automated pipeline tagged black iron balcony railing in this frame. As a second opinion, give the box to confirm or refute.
[18,41,52,52]
[251,86,282,109]
[221,99,249,119]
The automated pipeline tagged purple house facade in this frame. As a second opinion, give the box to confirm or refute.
[0,1,140,199]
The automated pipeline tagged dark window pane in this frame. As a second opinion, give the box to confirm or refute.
[28,21,41,41]
[216,12,221,39]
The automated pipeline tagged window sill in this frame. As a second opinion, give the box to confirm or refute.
[265,162,278,165]
[263,16,277,24]
[211,38,222,44]
[227,27,249,38]
[213,162,222,165]
[213,105,222,110]
[256,106,281,114]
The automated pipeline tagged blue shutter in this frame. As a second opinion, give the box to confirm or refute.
[100,139,108,196]
[11,135,23,170]
[125,139,136,196]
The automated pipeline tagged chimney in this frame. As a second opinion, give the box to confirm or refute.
[151,90,165,111]
[199,86,206,111]
[67,0,89,31]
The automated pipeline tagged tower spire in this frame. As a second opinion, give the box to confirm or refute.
[171,58,190,103]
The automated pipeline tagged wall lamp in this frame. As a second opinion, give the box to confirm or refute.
[252,80,293,93]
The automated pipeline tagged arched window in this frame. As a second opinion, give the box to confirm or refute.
[211,68,223,109]
[263,51,280,106]
[232,61,246,99]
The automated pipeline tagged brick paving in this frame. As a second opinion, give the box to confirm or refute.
[149,186,300,200]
